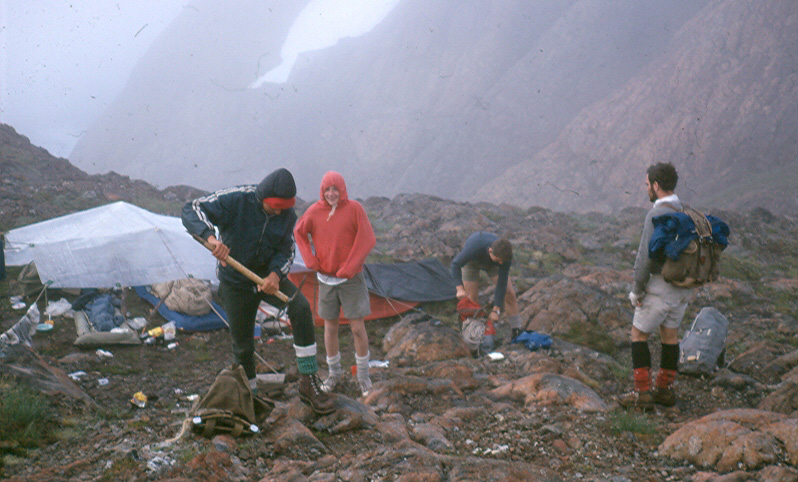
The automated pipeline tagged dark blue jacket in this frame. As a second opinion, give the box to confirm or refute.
[649,212,730,261]
[182,169,297,287]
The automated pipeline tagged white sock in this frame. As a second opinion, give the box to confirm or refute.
[327,352,343,376]
[355,352,370,380]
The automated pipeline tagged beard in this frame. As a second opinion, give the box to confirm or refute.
[648,187,657,203]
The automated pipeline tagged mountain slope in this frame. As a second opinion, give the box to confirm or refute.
[69,1,718,206]
[478,0,798,214]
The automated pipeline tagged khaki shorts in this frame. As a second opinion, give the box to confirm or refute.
[632,275,693,333]
[462,261,498,282]
[318,272,371,320]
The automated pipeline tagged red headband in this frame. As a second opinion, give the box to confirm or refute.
[263,196,295,209]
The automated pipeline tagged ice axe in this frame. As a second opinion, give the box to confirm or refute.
[192,233,289,302]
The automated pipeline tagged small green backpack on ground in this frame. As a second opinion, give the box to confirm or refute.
[189,364,274,438]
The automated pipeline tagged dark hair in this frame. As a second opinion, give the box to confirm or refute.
[491,238,512,264]
[646,163,678,192]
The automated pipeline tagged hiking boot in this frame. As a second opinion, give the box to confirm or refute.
[652,386,676,407]
[298,374,335,415]
[321,372,342,393]
[618,390,653,412]
[358,375,373,398]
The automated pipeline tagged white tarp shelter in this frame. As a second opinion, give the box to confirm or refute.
[3,201,219,288]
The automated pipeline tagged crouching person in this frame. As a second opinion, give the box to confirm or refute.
[294,171,376,397]
[182,168,334,414]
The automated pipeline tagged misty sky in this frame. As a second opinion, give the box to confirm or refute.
[0,0,399,159]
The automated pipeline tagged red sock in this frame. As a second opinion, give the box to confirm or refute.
[633,367,651,392]
[656,368,677,389]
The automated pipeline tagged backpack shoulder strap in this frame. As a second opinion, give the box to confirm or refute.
[682,206,712,238]
[658,202,682,212]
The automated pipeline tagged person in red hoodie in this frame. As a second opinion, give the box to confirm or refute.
[294,171,376,397]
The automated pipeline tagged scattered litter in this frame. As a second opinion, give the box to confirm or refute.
[10,296,26,310]
[1,305,38,346]
[68,370,87,381]
[487,352,505,361]
[45,298,73,317]
[127,317,147,330]
[174,388,183,395]
[187,394,199,402]
[36,321,54,332]
[163,322,176,341]
[147,321,176,340]
[167,342,178,350]
[369,359,390,368]
[256,373,285,384]
[98,378,109,386]
[110,327,133,334]
[96,348,114,358]
[131,391,148,408]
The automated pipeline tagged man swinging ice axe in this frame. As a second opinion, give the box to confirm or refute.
[182,168,334,415]
[192,234,289,302]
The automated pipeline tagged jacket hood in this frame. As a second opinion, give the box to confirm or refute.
[319,171,349,205]
[255,168,297,201]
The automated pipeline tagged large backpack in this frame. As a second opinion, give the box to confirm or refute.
[189,364,274,437]
[658,204,725,288]
[151,278,212,316]
[679,307,729,375]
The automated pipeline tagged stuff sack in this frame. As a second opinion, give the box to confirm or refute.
[652,206,729,288]
[189,364,274,438]
[461,317,486,351]
[513,330,552,352]
[457,297,487,351]
[151,278,212,316]
[679,307,729,375]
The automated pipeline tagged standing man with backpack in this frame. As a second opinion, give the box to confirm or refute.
[182,168,334,415]
[619,162,693,411]
[294,171,376,397]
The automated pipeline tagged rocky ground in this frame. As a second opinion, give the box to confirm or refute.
[2,124,798,480]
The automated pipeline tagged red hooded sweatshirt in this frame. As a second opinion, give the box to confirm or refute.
[294,171,376,279]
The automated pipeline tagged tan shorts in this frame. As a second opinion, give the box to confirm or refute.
[462,261,498,282]
[318,271,371,320]
[632,275,693,333]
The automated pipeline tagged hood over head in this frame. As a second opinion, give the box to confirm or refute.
[319,171,349,204]
[256,168,296,208]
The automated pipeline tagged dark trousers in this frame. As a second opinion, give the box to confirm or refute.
[218,277,315,379]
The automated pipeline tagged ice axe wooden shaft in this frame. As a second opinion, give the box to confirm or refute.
[192,233,289,302]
